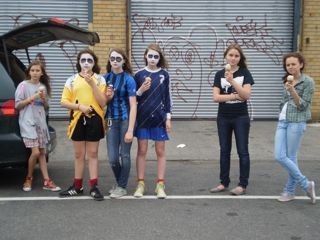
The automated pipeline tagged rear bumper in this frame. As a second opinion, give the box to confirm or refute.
[0,125,56,167]
[0,133,29,167]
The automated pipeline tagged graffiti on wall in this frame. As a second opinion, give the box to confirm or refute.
[2,12,286,118]
[132,13,183,40]
[225,14,284,65]
[132,13,285,117]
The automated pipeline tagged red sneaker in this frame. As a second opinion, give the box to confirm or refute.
[43,179,61,192]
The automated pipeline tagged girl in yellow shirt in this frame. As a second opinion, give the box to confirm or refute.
[60,49,107,201]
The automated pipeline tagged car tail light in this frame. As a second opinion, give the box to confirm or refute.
[1,100,16,115]
[49,18,65,25]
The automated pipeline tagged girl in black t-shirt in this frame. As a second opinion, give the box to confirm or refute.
[211,44,254,195]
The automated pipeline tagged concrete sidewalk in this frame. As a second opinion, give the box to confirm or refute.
[50,120,320,162]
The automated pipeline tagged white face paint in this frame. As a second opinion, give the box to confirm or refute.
[109,51,124,71]
[146,49,160,68]
[79,53,94,73]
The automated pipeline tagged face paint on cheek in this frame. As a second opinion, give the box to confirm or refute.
[147,58,159,66]
[80,62,94,71]
[111,59,123,68]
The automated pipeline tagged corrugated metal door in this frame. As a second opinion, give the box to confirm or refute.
[131,0,294,119]
[0,0,88,118]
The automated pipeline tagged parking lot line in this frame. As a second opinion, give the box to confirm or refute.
[0,195,318,201]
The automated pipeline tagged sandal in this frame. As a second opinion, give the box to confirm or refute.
[230,186,246,195]
[210,184,227,193]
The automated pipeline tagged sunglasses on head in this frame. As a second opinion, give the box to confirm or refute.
[80,58,94,64]
[147,54,160,60]
[110,56,123,62]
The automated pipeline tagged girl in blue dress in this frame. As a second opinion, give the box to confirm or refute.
[134,43,172,199]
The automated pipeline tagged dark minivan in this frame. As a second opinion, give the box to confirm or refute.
[0,18,100,167]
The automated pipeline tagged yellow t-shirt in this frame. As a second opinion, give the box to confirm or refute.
[61,73,106,138]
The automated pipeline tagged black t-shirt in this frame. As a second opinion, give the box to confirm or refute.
[213,67,254,118]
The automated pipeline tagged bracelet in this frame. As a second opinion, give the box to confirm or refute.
[136,90,142,96]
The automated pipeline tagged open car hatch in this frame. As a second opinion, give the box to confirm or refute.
[0,18,100,51]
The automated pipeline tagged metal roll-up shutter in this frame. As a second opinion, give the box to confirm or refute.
[131,0,294,119]
[0,0,89,118]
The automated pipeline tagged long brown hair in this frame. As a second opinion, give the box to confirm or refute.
[223,44,247,69]
[282,52,305,82]
[76,48,101,74]
[144,43,169,69]
[106,48,133,75]
[25,60,51,96]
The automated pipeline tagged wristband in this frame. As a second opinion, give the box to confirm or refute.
[136,90,142,96]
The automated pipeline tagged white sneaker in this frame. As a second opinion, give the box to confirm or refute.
[277,192,295,202]
[155,183,167,199]
[306,181,316,204]
[133,182,145,198]
[110,186,127,199]
[108,185,117,194]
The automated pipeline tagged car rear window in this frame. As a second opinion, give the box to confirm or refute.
[0,62,15,99]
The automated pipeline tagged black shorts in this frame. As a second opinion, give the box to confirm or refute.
[71,114,104,141]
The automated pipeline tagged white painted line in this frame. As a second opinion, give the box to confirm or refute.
[0,195,319,201]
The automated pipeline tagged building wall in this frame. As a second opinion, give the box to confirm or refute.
[91,0,128,75]
[91,0,320,121]
[130,0,294,119]
[301,0,320,121]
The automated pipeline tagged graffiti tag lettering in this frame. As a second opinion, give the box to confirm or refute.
[225,15,284,64]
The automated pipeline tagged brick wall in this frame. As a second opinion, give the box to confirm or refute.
[91,0,128,75]
[301,0,320,121]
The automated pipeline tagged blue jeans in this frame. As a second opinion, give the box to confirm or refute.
[274,121,309,194]
[106,119,132,188]
[217,115,251,188]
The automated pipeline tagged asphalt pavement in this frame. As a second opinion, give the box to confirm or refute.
[1,120,320,240]
[50,120,320,163]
